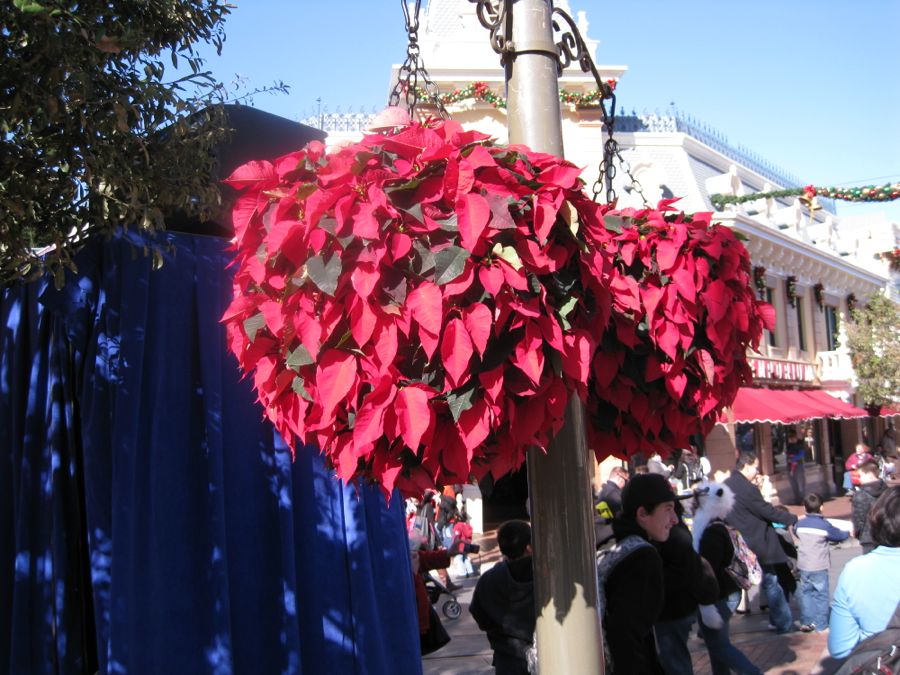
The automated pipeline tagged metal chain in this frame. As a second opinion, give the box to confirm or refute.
[590,89,649,206]
[388,0,449,119]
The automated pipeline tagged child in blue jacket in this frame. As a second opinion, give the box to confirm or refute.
[793,492,849,632]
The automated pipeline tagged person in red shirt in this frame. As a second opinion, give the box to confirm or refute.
[451,513,478,578]
[845,443,874,494]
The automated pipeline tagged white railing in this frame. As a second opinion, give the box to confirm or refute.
[817,349,856,384]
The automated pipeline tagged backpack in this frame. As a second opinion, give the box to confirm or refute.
[711,520,763,590]
[833,598,900,675]
[596,535,653,670]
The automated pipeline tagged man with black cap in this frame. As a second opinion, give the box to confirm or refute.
[598,472,679,674]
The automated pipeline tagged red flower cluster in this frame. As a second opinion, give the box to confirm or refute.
[222,117,773,496]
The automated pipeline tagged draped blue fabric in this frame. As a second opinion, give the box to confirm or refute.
[0,232,421,675]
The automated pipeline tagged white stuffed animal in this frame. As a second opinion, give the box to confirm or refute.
[691,481,737,630]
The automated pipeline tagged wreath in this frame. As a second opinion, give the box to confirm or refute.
[222,115,773,496]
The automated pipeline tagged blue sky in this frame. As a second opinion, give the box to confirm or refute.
[198,0,900,222]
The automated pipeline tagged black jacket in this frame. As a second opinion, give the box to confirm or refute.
[604,519,665,675]
[852,479,887,546]
[699,521,741,600]
[469,557,535,663]
[724,471,797,565]
[655,522,719,622]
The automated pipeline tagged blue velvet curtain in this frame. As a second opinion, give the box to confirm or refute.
[0,232,421,675]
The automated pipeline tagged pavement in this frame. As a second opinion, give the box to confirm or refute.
[423,495,858,675]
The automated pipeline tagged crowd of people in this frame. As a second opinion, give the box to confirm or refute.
[415,432,900,675]
[592,445,900,674]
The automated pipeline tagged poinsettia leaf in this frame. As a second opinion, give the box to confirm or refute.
[291,375,314,402]
[604,214,626,234]
[396,385,434,451]
[318,217,338,235]
[286,344,314,370]
[397,201,425,225]
[441,318,474,388]
[412,239,436,277]
[486,193,516,230]
[435,212,459,233]
[462,303,492,357]
[458,192,491,251]
[447,382,477,423]
[433,245,470,286]
[243,313,266,343]
[223,160,277,189]
[406,281,443,336]
[316,350,358,420]
[495,244,523,271]
[307,254,342,296]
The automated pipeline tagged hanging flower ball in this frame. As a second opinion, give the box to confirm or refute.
[222,115,773,497]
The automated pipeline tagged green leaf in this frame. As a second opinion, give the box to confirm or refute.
[732,230,749,241]
[435,212,459,233]
[398,202,425,225]
[306,254,341,296]
[291,376,314,402]
[447,382,477,423]
[243,312,266,342]
[433,245,469,285]
[603,214,626,234]
[412,239,436,276]
[13,0,45,12]
[558,295,578,330]
[495,244,523,271]
[286,344,314,370]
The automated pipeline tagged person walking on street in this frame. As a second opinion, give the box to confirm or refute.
[692,481,763,675]
[598,472,679,674]
[786,429,807,505]
[794,492,849,633]
[469,520,535,675]
[725,451,798,634]
[851,460,887,555]
[654,499,719,675]
[829,485,900,660]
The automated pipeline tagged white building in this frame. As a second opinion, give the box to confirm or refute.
[302,0,899,501]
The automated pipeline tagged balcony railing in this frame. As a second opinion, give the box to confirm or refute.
[817,349,856,385]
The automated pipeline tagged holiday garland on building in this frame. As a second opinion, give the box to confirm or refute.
[414,80,617,111]
[785,275,798,308]
[876,248,900,273]
[711,182,900,207]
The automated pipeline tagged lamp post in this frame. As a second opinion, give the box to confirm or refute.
[504,1,604,672]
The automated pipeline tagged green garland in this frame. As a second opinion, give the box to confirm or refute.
[711,182,900,207]
[415,80,615,111]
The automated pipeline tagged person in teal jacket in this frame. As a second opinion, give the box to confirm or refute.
[828,485,900,659]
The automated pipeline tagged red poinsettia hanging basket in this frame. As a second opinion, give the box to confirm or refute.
[222,116,773,496]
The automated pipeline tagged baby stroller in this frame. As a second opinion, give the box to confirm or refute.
[422,571,462,620]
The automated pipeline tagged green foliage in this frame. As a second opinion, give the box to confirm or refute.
[1,0,239,282]
[846,293,900,407]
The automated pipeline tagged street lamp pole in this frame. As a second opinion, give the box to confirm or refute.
[504,1,604,672]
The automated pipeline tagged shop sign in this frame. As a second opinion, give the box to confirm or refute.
[748,357,815,383]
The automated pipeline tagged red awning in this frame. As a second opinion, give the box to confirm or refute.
[722,387,869,424]
[796,389,869,420]
[876,404,900,417]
